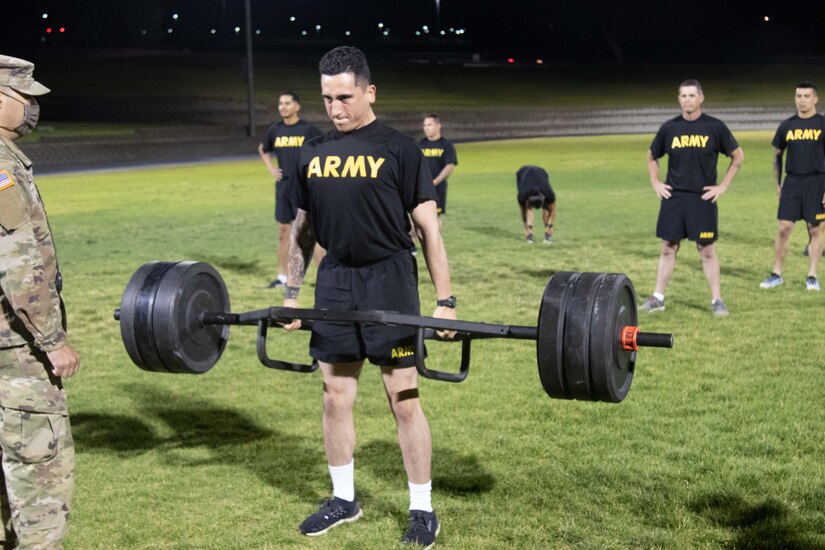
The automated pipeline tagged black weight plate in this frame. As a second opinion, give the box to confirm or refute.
[120,261,177,372]
[152,261,229,374]
[589,273,637,403]
[537,271,580,399]
[562,272,606,401]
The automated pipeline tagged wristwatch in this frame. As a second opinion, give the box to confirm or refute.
[436,295,457,308]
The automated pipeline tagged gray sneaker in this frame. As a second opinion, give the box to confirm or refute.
[759,273,784,289]
[711,299,729,317]
[639,295,665,313]
[526,234,534,244]
[543,232,553,245]
[806,276,820,291]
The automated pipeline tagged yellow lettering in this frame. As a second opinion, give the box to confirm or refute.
[367,156,386,178]
[391,345,415,358]
[817,213,825,221]
[680,135,690,147]
[340,155,367,178]
[699,231,715,239]
[815,130,822,141]
[422,148,444,157]
[688,135,702,147]
[307,156,322,178]
[786,130,794,141]
[794,129,803,140]
[671,136,682,148]
[323,156,342,177]
[701,136,709,147]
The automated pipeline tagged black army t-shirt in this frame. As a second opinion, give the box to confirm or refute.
[419,137,458,182]
[772,114,825,175]
[516,165,555,204]
[650,113,739,193]
[261,119,323,182]
[295,120,437,267]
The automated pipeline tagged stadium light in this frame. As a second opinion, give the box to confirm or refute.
[763,15,770,21]
[290,16,296,22]
[345,31,351,36]
[378,22,384,28]
[172,13,179,20]
[42,13,48,19]
[316,24,321,30]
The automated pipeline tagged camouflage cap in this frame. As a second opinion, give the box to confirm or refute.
[0,54,50,96]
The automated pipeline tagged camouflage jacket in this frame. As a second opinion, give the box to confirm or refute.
[0,136,67,351]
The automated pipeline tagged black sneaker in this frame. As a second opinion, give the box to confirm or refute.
[299,497,363,536]
[400,510,440,548]
[266,279,285,289]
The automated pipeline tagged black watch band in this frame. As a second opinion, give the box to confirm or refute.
[436,295,457,308]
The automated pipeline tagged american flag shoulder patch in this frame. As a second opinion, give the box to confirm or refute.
[0,170,16,192]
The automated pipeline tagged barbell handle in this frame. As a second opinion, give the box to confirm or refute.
[256,320,319,373]
[415,327,472,383]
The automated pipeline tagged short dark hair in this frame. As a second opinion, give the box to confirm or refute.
[797,81,818,94]
[424,114,441,123]
[319,46,371,86]
[679,79,703,94]
[527,192,544,209]
[280,89,300,103]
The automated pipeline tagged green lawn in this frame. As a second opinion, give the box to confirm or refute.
[39,131,825,549]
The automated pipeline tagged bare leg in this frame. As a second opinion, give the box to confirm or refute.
[697,242,722,301]
[807,222,823,277]
[523,207,534,238]
[543,202,557,237]
[772,220,795,275]
[278,222,291,279]
[321,361,363,466]
[654,240,680,295]
[381,366,431,484]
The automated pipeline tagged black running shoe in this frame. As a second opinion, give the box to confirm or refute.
[400,510,440,549]
[299,497,362,536]
[266,279,285,289]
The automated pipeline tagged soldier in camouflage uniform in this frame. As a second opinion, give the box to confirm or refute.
[0,55,79,550]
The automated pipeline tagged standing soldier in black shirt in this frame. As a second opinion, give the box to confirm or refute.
[419,114,457,231]
[760,82,825,291]
[282,47,455,549]
[640,80,744,316]
[257,91,323,288]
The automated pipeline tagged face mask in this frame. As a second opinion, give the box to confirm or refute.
[13,99,39,136]
[0,90,39,136]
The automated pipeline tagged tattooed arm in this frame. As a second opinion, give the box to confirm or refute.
[282,208,316,331]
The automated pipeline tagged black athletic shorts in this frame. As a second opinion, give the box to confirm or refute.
[778,174,825,224]
[435,182,448,215]
[656,191,718,244]
[275,179,298,224]
[310,250,421,367]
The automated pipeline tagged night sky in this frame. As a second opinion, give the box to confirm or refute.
[4,0,825,63]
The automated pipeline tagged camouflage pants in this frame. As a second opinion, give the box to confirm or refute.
[0,346,73,550]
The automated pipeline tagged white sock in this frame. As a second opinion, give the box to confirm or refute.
[278,273,287,284]
[329,460,355,502]
[408,480,433,512]
[653,292,664,302]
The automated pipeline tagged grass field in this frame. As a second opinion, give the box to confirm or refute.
[38,131,825,549]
